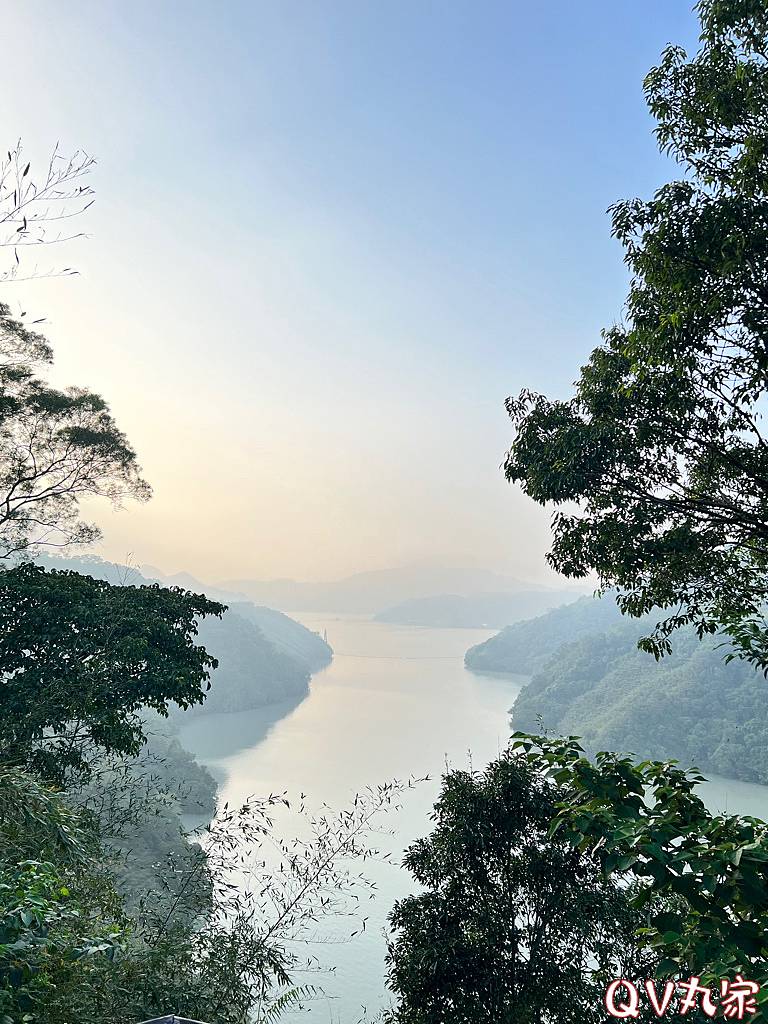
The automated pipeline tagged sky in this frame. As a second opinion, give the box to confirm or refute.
[0,1,701,584]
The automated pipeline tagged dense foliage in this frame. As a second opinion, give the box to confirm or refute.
[0,768,125,1024]
[511,734,768,1018]
[0,561,224,782]
[504,0,768,672]
[465,593,624,675]
[385,751,658,1024]
[0,764,263,1024]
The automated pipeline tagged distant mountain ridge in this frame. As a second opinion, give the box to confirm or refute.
[141,565,251,605]
[217,565,585,614]
[375,590,581,629]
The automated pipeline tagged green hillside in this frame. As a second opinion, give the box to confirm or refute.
[465,595,768,784]
[464,594,624,674]
[514,621,768,782]
[189,608,310,714]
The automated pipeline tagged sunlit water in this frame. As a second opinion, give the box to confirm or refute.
[177,615,768,1022]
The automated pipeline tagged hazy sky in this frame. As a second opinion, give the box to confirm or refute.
[1,1,699,584]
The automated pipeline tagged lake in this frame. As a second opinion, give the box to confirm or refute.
[177,614,768,1022]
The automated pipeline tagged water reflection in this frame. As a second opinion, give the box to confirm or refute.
[177,696,307,766]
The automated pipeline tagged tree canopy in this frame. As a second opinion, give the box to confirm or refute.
[504,0,768,671]
[0,145,150,561]
[385,752,655,1024]
[0,562,224,782]
[511,732,768,1018]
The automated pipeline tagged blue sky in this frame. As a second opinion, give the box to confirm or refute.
[1,2,701,582]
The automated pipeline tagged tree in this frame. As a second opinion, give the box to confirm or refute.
[0,143,149,561]
[0,562,224,782]
[0,767,127,1024]
[511,732,768,1019]
[0,303,150,560]
[0,858,126,1024]
[384,752,657,1024]
[504,0,768,671]
[0,764,97,867]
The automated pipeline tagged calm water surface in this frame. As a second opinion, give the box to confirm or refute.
[177,615,768,1022]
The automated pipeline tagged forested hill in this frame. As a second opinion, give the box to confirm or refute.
[34,555,332,713]
[511,620,768,784]
[467,595,768,785]
[229,601,332,673]
[187,608,310,715]
[464,594,624,674]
